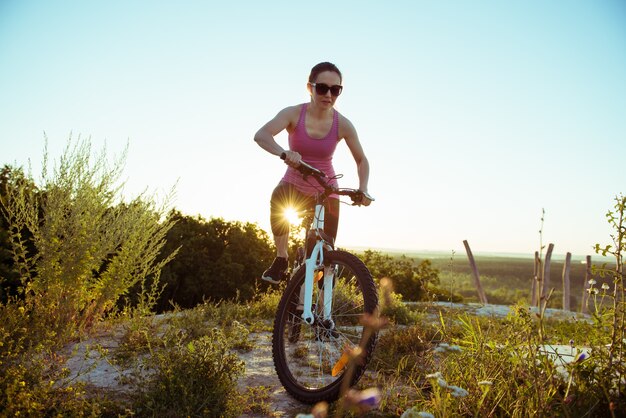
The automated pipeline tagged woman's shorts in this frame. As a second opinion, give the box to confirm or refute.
[270,181,340,242]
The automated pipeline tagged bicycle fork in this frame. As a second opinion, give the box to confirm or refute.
[300,205,335,327]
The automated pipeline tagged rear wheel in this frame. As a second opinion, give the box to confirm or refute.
[272,250,378,404]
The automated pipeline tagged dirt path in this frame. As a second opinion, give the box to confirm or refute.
[237,331,308,417]
[63,303,588,416]
[62,326,308,417]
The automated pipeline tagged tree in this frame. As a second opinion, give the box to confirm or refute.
[155,212,274,311]
[360,250,440,301]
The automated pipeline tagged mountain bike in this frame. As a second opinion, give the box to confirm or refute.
[271,153,379,404]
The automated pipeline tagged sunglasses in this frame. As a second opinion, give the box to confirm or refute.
[309,83,343,97]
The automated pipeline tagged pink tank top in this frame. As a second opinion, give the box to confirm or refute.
[282,103,339,195]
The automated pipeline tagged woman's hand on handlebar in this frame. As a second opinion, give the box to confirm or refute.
[353,190,374,207]
[281,150,302,168]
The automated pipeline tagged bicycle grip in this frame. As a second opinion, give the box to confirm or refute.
[280,152,326,178]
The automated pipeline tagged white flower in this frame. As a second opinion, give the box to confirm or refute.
[426,372,443,379]
[588,279,597,286]
[434,343,462,353]
[448,385,469,398]
[602,283,610,290]
[400,408,435,418]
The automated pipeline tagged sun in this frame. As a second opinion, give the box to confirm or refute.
[283,207,301,226]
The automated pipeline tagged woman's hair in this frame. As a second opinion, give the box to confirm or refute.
[308,62,342,84]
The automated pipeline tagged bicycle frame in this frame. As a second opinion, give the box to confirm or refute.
[301,202,334,325]
[279,152,372,328]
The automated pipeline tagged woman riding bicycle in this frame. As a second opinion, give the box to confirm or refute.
[254,61,373,284]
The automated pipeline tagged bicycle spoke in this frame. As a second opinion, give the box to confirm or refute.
[273,251,378,402]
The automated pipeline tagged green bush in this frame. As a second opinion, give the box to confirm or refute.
[156,212,275,310]
[131,329,245,417]
[0,137,176,341]
[0,137,176,415]
[361,250,440,301]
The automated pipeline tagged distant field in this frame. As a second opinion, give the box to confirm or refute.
[348,247,616,309]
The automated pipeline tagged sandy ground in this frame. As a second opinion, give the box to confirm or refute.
[61,324,308,417]
[61,303,590,417]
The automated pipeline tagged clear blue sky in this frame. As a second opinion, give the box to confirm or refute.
[1,0,624,258]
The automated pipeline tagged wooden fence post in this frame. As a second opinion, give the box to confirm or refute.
[532,251,539,307]
[541,243,555,309]
[562,252,571,311]
[463,240,488,304]
[582,255,592,313]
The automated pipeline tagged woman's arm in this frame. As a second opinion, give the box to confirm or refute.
[342,117,372,205]
[254,106,301,165]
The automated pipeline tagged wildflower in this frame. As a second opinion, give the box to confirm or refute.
[343,388,381,413]
[448,385,469,398]
[311,401,328,418]
[425,372,449,389]
[435,343,450,352]
[296,402,328,418]
[360,313,388,331]
[400,408,435,418]
[588,279,597,286]
[602,283,610,291]
[433,343,462,353]
[575,351,590,363]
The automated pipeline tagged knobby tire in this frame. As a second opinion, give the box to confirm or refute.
[271,250,378,404]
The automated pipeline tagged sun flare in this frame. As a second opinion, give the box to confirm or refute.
[283,207,301,226]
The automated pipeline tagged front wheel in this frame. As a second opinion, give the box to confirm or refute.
[272,250,378,404]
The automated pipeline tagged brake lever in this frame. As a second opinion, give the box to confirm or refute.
[351,190,375,206]
[280,152,326,178]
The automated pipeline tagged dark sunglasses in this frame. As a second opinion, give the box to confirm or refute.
[310,82,343,97]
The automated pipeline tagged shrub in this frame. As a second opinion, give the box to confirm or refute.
[0,137,176,342]
[131,329,245,417]
[361,250,440,301]
[0,136,177,415]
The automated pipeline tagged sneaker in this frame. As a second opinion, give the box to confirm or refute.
[261,257,288,284]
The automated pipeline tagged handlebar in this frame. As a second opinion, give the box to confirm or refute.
[280,152,326,179]
[280,152,374,205]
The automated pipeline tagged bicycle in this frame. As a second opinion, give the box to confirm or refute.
[271,153,379,404]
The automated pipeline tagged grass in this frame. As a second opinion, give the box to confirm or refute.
[1,252,622,417]
[2,279,625,417]
[423,254,616,311]
[365,302,625,417]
